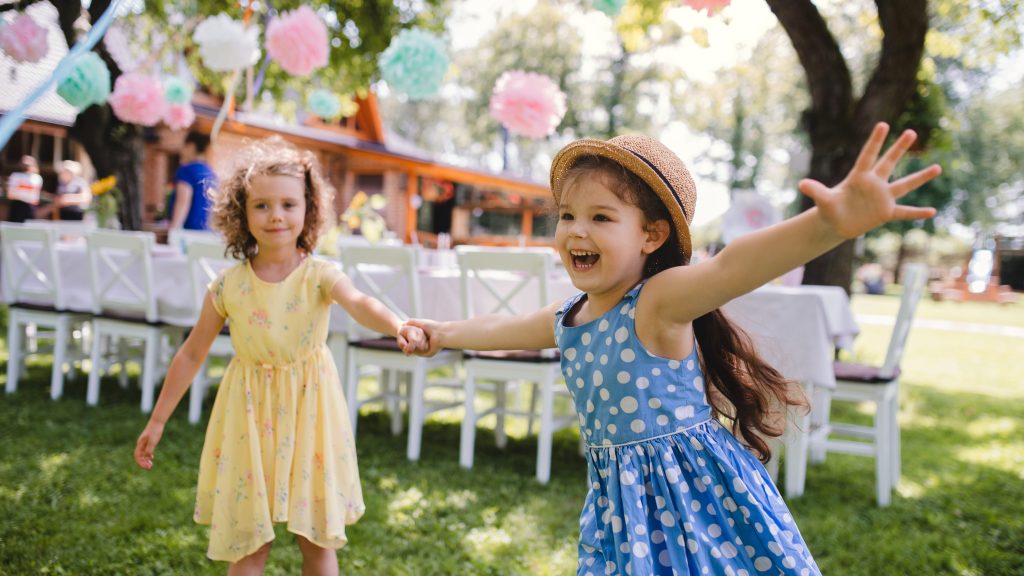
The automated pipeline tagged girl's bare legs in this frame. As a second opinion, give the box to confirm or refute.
[227,542,272,576]
[297,536,339,576]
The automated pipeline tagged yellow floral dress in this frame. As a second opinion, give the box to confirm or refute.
[194,257,364,562]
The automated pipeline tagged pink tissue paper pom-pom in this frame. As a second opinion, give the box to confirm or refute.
[489,71,567,139]
[164,103,195,131]
[266,5,329,77]
[109,73,167,127]
[681,0,731,14]
[0,13,49,63]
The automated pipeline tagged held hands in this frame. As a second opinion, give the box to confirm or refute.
[799,123,942,240]
[397,322,430,356]
[134,420,164,470]
[399,318,443,357]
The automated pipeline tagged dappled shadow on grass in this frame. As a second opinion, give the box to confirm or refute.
[792,378,1024,575]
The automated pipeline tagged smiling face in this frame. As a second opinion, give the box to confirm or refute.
[555,171,668,300]
[246,174,307,252]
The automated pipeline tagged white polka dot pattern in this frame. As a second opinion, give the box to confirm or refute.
[555,284,821,576]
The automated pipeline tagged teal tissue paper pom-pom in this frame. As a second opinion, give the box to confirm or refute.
[308,89,341,120]
[378,28,449,100]
[164,77,194,105]
[593,0,627,16]
[57,52,111,110]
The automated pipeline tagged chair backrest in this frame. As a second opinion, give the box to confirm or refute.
[456,245,558,356]
[338,244,420,339]
[185,238,237,318]
[880,263,929,379]
[23,218,97,241]
[85,230,158,322]
[0,222,65,309]
[168,228,221,254]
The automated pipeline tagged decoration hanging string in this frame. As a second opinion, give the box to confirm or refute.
[0,0,125,149]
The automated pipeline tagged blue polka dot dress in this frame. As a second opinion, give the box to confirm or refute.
[555,283,821,576]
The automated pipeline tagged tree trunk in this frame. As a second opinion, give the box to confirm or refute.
[52,0,143,230]
[766,0,928,292]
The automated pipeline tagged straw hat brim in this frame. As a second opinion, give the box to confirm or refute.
[549,139,692,262]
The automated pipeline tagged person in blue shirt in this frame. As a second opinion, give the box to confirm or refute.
[170,132,217,230]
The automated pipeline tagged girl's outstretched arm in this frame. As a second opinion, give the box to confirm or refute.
[329,273,411,349]
[405,300,562,357]
[134,293,225,470]
[646,122,941,325]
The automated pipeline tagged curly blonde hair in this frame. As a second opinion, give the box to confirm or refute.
[209,136,335,261]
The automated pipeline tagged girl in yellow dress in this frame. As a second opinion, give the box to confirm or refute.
[134,137,425,574]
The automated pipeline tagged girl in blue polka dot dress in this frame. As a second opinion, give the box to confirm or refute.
[406,123,939,575]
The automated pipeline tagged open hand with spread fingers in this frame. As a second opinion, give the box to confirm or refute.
[798,122,942,240]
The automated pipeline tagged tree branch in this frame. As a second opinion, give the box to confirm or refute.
[854,0,929,127]
[764,0,853,130]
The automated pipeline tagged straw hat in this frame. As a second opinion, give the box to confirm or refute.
[550,135,697,262]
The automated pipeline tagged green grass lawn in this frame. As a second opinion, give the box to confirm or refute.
[0,296,1022,575]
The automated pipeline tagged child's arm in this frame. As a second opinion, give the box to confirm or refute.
[404,301,561,357]
[134,293,225,470]
[329,274,415,347]
[646,123,941,324]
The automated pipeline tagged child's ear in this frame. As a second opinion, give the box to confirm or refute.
[642,219,670,255]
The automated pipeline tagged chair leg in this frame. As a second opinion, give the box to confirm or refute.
[536,373,556,485]
[875,395,893,507]
[388,370,404,436]
[50,318,68,400]
[495,382,508,449]
[86,326,103,406]
[407,368,426,461]
[189,359,210,424]
[6,314,22,394]
[526,380,539,436]
[460,365,478,470]
[140,331,160,413]
[117,336,130,389]
[890,382,901,487]
[783,404,810,499]
[346,351,360,436]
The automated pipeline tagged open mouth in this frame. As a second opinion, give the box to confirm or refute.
[570,249,600,270]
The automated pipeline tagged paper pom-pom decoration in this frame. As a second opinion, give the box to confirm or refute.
[193,13,260,72]
[593,0,627,17]
[56,52,111,110]
[108,73,166,126]
[378,28,449,100]
[266,5,329,77]
[489,71,567,139]
[164,77,193,105]
[681,0,731,14]
[0,12,49,63]
[164,103,195,131]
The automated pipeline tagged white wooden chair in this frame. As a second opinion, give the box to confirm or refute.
[1,223,90,399]
[184,238,237,424]
[455,246,577,484]
[85,230,184,412]
[338,244,462,461]
[809,263,929,506]
[168,228,221,254]
[23,218,97,241]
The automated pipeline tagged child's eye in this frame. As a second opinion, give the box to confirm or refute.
[559,212,574,221]
[594,214,610,222]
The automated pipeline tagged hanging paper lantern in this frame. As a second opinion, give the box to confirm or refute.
[0,12,49,63]
[164,77,193,105]
[108,73,166,126]
[192,13,260,72]
[103,24,139,72]
[489,71,567,139]
[593,0,627,17]
[378,28,449,100]
[681,0,731,14]
[56,52,111,110]
[163,103,195,131]
[266,5,329,77]
[307,89,341,120]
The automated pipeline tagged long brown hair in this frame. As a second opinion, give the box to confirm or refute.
[563,156,805,462]
[209,136,335,261]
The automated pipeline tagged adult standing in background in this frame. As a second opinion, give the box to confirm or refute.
[169,132,216,230]
[56,160,92,221]
[5,155,43,223]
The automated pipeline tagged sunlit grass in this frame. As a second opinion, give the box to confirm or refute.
[0,297,1022,574]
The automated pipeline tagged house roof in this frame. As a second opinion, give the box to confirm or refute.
[0,2,79,126]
